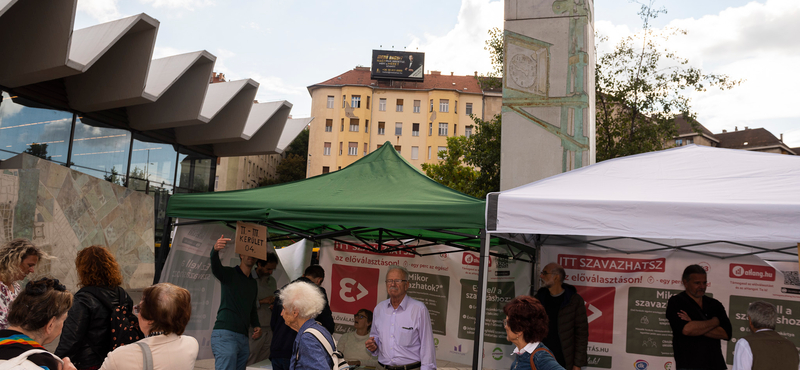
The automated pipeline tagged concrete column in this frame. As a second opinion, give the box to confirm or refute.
[501,0,595,190]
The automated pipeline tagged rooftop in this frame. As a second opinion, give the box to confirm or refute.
[308,67,486,95]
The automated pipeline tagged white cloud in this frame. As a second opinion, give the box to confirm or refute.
[139,0,213,10]
[596,0,800,143]
[152,46,192,59]
[77,0,122,23]
[408,0,503,76]
[249,74,307,98]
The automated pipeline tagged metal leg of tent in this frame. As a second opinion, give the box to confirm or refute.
[153,215,173,284]
[472,229,490,370]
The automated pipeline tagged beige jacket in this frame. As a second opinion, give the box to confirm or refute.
[99,334,199,370]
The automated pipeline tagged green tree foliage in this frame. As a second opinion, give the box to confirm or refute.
[596,1,742,161]
[258,128,309,187]
[480,27,504,89]
[422,114,501,199]
[103,166,123,185]
[24,143,51,160]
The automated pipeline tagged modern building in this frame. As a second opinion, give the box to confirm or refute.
[306,67,502,177]
[0,1,308,290]
[673,117,796,155]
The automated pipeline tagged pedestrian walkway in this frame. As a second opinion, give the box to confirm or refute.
[193,358,471,370]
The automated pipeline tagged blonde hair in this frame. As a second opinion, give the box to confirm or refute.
[0,239,50,283]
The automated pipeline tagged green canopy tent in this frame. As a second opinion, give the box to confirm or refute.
[157,143,533,370]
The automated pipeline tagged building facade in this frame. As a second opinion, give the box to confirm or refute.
[673,117,796,155]
[215,153,284,191]
[306,67,502,177]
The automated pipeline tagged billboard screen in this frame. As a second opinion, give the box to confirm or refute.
[370,50,425,81]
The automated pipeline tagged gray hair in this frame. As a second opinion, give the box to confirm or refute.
[386,265,409,280]
[748,300,777,330]
[279,281,325,319]
[551,265,566,282]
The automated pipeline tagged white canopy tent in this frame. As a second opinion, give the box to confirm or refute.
[469,145,800,369]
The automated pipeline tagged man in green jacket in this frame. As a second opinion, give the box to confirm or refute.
[210,235,262,370]
[534,263,589,370]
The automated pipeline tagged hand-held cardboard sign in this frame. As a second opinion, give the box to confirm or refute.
[235,221,268,260]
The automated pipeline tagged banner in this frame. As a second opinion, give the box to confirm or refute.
[319,240,532,369]
[539,246,800,370]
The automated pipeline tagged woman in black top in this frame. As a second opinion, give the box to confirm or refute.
[0,277,74,370]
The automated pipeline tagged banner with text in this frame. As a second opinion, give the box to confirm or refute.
[319,240,532,369]
[539,246,800,370]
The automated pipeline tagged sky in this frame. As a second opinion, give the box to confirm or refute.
[74,0,800,148]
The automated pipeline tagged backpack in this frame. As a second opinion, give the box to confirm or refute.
[0,349,62,370]
[298,327,348,370]
[86,286,143,352]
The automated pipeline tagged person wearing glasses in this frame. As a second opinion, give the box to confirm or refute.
[503,295,565,370]
[99,283,199,370]
[338,309,378,368]
[366,266,434,370]
[533,263,588,370]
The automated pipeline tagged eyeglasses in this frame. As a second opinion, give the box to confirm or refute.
[354,314,367,319]
[385,279,408,285]
[540,270,551,275]
[503,318,508,328]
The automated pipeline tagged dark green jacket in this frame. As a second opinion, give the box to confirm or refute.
[210,249,259,335]
[535,283,589,369]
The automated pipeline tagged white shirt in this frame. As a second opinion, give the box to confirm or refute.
[512,342,541,355]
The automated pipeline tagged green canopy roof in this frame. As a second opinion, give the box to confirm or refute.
[166,143,489,252]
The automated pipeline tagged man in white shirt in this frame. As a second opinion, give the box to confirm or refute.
[731,300,799,370]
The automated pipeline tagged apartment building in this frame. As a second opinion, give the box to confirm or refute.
[306,67,501,177]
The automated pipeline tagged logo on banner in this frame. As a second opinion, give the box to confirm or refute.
[698,262,710,272]
[730,263,775,281]
[634,359,649,370]
[331,264,380,314]
[492,347,503,360]
[558,255,665,273]
[574,285,615,343]
[462,252,492,267]
[664,362,673,370]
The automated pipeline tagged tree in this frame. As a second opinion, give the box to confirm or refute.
[258,128,309,187]
[104,166,123,185]
[24,143,51,160]
[480,27,504,89]
[596,1,742,161]
[422,114,501,198]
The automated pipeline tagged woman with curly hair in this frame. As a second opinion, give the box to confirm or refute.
[0,277,75,370]
[55,246,141,370]
[0,238,49,329]
[503,296,565,370]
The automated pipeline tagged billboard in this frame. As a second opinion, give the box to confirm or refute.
[371,50,425,81]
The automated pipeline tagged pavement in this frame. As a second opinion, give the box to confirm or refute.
[194,358,471,370]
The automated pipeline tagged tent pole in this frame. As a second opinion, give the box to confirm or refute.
[153,215,173,284]
[472,229,490,370]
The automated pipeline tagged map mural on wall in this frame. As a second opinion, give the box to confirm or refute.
[0,154,154,292]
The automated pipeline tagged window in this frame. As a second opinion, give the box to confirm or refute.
[339,142,343,155]
[429,122,433,136]
[455,100,458,114]
[687,138,694,144]
[437,146,446,159]
[396,99,403,112]
[327,96,334,109]
[453,124,457,136]
[413,100,421,113]
[466,103,473,115]
[430,99,434,112]
[465,126,473,138]
[348,142,358,156]
[394,145,401,153]
[323,142,331,156]
[411,146,419,160]
[214,176,219,191]
[365,120,369,133]
[322,166,330,174]
[379,98,386,111]
[342,95,346,108]
[350,118,359,132]
[395,122,402,136]
[363,143,368,156]
[341,118,344,131]
[439,99,449,112]
[675,139,683,146]
[438,123,448,136]
[366,96,370,109]
[412,123,420,136]
[351,95,361,108]
[427,146,432,159]
[378,122,385,135]
[325,119,332,132]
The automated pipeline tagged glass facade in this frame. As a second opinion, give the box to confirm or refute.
[0,88,216,244]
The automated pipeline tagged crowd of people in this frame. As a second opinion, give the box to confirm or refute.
[2,234,796,370]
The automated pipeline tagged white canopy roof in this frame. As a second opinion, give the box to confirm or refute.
[487,145,800,255]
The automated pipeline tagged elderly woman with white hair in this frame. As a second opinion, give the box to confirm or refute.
[279,280,336,370]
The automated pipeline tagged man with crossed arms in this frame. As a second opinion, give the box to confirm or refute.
[366,265,436,370]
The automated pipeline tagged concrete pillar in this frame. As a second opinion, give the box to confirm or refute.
[501,0,595,190]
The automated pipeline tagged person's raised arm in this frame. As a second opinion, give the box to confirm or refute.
[210,236,231,282]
